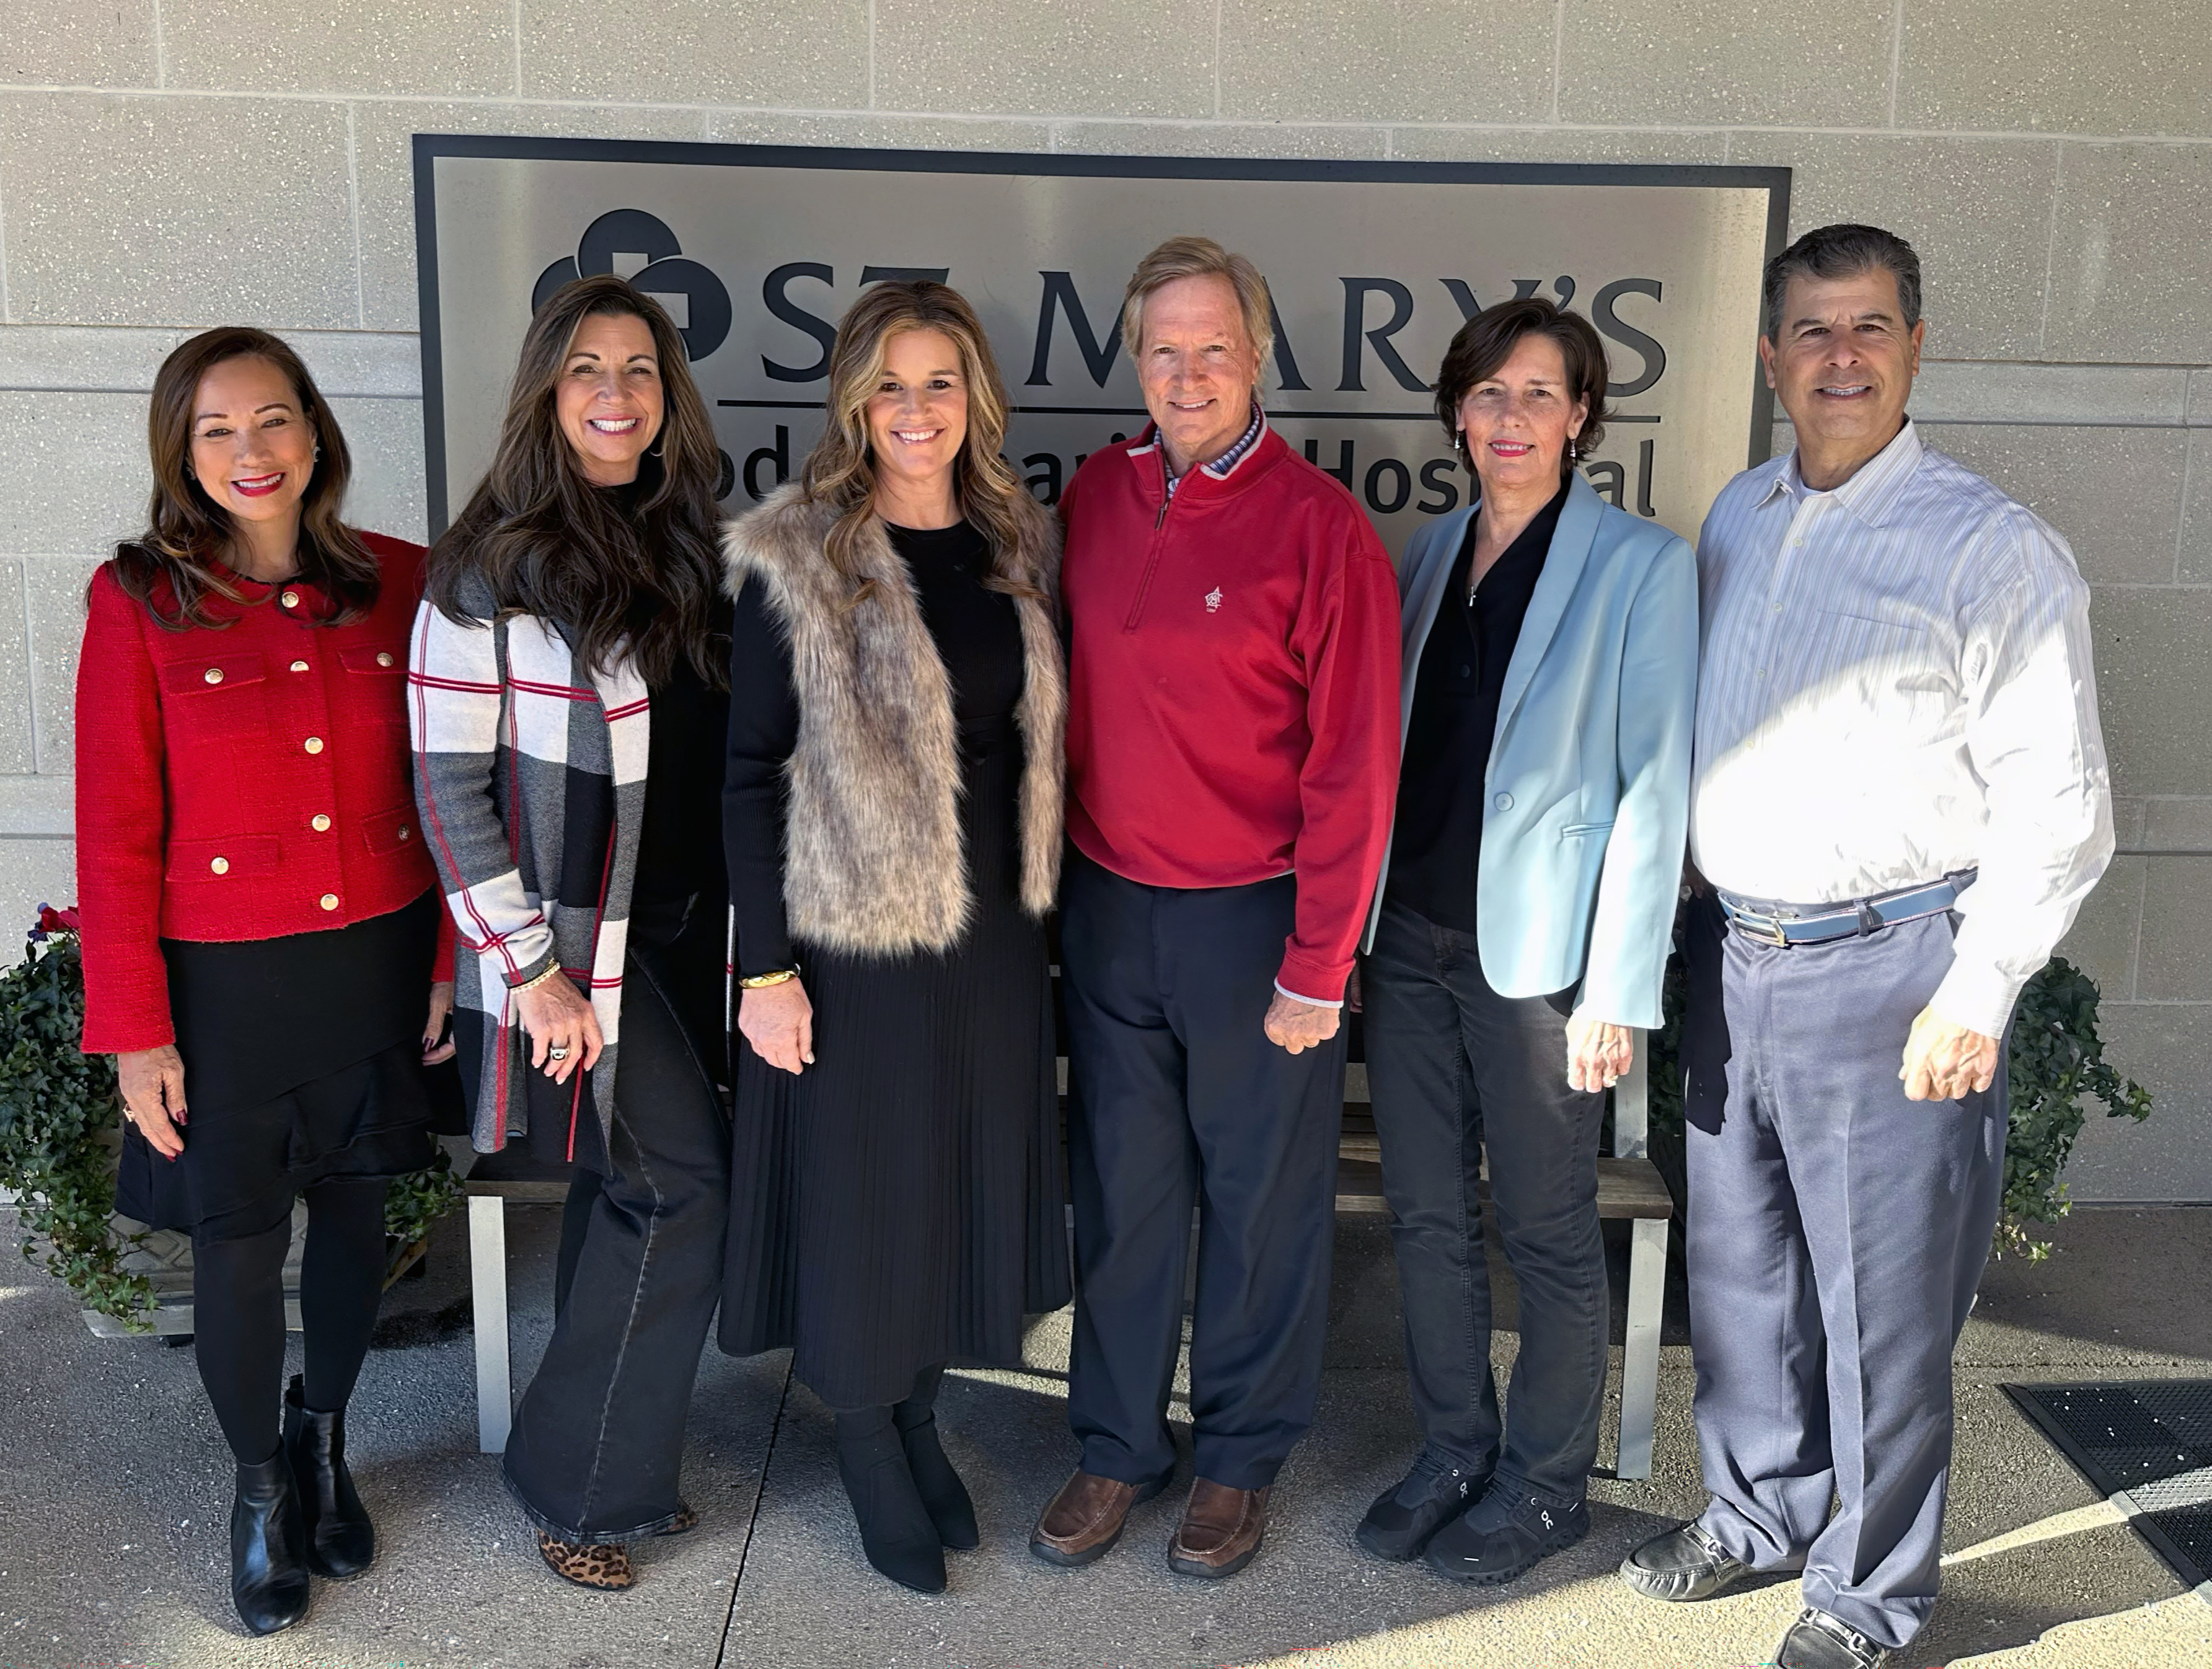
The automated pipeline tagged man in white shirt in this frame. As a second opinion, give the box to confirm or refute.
[1618,224,2113,1669]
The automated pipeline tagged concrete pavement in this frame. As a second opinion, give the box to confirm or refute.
[1,1202,2207,1668]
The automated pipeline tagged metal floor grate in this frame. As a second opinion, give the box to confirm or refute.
[2003,1379,2212,1592]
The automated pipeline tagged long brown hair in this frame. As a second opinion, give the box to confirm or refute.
[799,280,1046,608]
[428,274,727,688]
[110,328,376,629]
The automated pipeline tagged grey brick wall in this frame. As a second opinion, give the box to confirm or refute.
[3,1,2205,1197]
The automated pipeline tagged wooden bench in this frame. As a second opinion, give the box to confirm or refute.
[462,1033,1674,1475]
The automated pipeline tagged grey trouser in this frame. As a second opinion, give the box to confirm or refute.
[1681,897,2006,1651]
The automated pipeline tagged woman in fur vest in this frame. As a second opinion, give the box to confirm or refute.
[720,280,1072,1593]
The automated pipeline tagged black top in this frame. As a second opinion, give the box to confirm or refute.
[607,477,733,951]
[723,518,1020,977]
[1386,481,1569,935]
[629,651,733,950]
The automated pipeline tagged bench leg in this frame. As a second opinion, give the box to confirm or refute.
[1617,1215,1668,1482]
[469,1195,513,1455]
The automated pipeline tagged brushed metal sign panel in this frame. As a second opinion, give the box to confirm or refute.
[416,140,1788,554]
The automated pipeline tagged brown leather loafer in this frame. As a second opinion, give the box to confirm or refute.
[1029,1468,1170,1568]
[1167,1479,1270,1579]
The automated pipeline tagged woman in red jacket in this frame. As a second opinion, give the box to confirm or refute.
[75,328,455,1637]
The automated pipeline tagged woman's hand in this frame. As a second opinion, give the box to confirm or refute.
[117,1045,188,1160]
[740,979,814,1075]
[514,971,603,1086]
[1565,1011,1634,1094]
[422,980,456,1065]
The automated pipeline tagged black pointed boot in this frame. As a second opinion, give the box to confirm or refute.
[897,1412,979,1551]
[834,1409,947,1593]
[284,1375,375,1579]
[231,1453,311,1635]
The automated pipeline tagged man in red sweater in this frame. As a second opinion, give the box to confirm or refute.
[1031,237,1402,1580]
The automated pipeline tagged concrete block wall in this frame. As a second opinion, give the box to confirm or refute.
[2,1,2205,1197]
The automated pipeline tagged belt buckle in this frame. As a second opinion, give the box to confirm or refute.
[1730,908,1791,947]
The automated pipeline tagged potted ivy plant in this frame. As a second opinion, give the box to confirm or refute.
[0,906,464,1334]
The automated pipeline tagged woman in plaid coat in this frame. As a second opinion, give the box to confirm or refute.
[411,275,732,1591]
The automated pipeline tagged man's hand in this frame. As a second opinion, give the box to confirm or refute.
[1264,991,1341,1055]
[1900,1006,2001,1103]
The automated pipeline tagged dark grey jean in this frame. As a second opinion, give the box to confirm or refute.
[1362,897,1609,1504]
[1681,896,2006,1651]
[501,944,731,1543]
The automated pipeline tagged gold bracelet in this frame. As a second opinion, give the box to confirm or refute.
[738,967,799,989]
[514,962,566,994]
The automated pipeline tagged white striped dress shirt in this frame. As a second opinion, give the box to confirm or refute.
[1691,419,2114,1037]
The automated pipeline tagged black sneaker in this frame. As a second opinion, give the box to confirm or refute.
[1619,1519,1760,1603]
[1354,1453,1488,1562]
[1775,1608,1890,1669]
[1421,1479,1588,1586]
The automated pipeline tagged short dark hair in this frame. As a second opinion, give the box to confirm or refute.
[1432,297,1610,475]
[1762,223,1922,340]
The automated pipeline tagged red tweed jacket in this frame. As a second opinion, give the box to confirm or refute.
[76,532,454,1055]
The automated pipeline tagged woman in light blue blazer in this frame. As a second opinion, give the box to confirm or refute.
[1353,298,1696,1587]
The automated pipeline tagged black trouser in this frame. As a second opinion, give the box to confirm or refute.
[1060,851,1348,1492]
[191,1177,390,1465]
[1362,897,1608,1503]
[501,946,731,1543]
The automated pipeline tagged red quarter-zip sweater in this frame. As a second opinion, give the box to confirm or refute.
[76,533,454,1054]
[1061,421,1402,1004]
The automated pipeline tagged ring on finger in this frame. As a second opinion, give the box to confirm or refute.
[548,1043,571,1061]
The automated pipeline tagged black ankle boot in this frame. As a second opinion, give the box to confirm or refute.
[231,1453,311,1635]
[284,1375,375,1579]
[896,1413,979,1551]
[835,1413,947,1594]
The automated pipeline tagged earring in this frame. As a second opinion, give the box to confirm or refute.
[313,443,322,461]
[1452,429,1467,456]
[1567,438,1579,462]
[644,433,666,460]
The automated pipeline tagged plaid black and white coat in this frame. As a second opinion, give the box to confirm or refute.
[408,571,649,1157]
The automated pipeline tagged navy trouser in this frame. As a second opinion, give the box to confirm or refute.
[1682,897,2006,1651]
[1362,897,1609,1503]
[1060,851,1349,1492]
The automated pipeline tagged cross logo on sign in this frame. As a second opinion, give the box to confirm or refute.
[533,208,733,362]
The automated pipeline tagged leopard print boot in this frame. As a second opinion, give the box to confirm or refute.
[536,1532,634,1589]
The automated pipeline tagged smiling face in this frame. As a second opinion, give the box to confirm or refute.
[1760,265,1924,485]
[187,355,317,535]
[1135,273,1263,476]
[554,310,665,486]
[864,326,969,508]
[1455,331,1588,503]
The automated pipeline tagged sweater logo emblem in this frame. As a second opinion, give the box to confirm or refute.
[1204,586,1224,613]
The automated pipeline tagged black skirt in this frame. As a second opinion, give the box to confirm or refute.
[115,891,442,1243]
[720,720,1073,1409]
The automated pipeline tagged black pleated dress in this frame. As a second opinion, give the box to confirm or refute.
[115,889,441,1244]
[719,520,1071,1410]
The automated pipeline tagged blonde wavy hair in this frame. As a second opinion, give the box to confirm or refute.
[800,280,1045,608]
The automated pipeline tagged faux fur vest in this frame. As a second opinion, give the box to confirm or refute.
[721,483,1066,956]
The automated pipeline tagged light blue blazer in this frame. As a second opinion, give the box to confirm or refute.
[1361,473,1697,1030]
